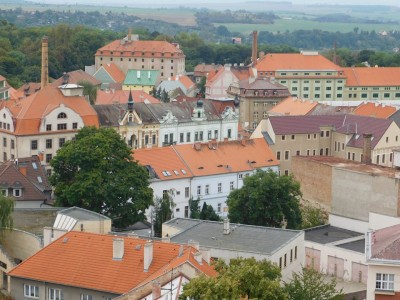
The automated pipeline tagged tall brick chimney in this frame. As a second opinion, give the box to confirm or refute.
[362,133,372,165]
[41,36,49,89]
[252,31,258,67]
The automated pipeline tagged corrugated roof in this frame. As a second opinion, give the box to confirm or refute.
[8,231,215,294]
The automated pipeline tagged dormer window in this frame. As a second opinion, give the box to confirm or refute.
[13,188,21,197]
[57,112,67,119]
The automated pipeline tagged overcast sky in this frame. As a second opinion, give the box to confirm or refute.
[30,0,400,6]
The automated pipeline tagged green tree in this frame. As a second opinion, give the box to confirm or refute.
[301,200,328,229]
[78,80,97,104]
[180,257,287,300]
[0,194,14,229]
[227,170,302,229]
[284,268,343,300]
[189,197,200,219]
[153,193,175,237]
[50,127,153,228]
[160,88,169,103]
[200,202,220,221]
[197,76,206,97]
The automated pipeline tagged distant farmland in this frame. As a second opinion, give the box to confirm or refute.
[216,19,400,34]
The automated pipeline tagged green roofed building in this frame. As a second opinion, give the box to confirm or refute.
[123,70,160,93]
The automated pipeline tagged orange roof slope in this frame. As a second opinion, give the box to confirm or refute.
[133,147,193,181]
[103,63,126,83]
[268,96,318,116]
[9,85,98,135]
[343,67,400,86]
[174,138,278,177]
[175,75,195,90]
[256,53,341,71]
[353,102,396,119]
[8,231,215,294]
[96,90,160,105]
[51,70,101,87]
[97,40,184,57]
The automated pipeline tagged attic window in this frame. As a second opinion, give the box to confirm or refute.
[32,162,38,169]
[162,171,168,176]
[173,170,179,175]
[37,176,43,183]
[57,112,67,119]
[181,169,187,174]
[166,171,172,176]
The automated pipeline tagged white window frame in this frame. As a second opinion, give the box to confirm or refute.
[218,183,222,193]
[197,185,201,196]
[49,288,63,300]
[205,185,209,195]
[376,273,394,291]
[230,181,234,191]
[24,284,39,299]
[81,294,93,300]
[13,188,21,197]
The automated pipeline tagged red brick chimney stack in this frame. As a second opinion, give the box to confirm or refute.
[362,133,372,165]
[41,36,49,89]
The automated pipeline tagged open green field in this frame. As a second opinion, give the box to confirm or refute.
[0,3,197,26]
[217,18,400,34]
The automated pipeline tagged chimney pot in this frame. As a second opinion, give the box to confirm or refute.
[193,251,203,265]
[144,241,153,272]
[113,238,124,260]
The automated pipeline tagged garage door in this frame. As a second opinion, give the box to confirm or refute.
[327,256,344,279]
[305,247,321,271]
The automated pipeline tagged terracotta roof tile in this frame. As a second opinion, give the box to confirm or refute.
[175,75,195,90]
[102,63,126,83]
[133,147,193,181]
[97,40,184,57]
[10,85,99,135]
[353,102,397,119]
[268,96,318,116]
[173,138,278,177]
[194,64,222,77]
[50,70,101,87]
[256,53,341,71]
[8,231,215,294]
[343,67,400,86]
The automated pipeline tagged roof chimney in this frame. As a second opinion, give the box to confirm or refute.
[188,240,199,250]
[252,31,258,67]
[201,249,211,264]
[362,133,372,165]
[144,241,153,272]
[193,251,203,265]
[128,28,132,41]
[113,238,124,260]
[41,36,49,89]
[223,218,230,235]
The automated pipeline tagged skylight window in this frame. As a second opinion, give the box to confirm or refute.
[173,170,179,175]
[181,169,187,174]
[37,176,42,183]
[32,162,38,169]
[162,171,168,176]
[166,171,172,176]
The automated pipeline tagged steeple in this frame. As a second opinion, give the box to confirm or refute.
[127,90,134,112]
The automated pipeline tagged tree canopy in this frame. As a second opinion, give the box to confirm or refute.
[152,194,175,237]
[179,257,287,300]
[227,170,302,229]
[50,127,153,228]
[0,194,14,229]
[284,268,343,300]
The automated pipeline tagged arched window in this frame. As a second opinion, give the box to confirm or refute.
[128,114,133,123]
[57,112,67,119]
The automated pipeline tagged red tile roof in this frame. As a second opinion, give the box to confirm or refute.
[194,64,222,77]
[96,90,160,105]
[268,96,318,116]
[50,70,101,87]
[206,66,254,87]
[173,138,278,177]
[5,85,99,135]
[256,53,341,71]
[175,75,195,90]
[353,102,397,119]
[133,147,193,181]
[8,231,216,294]
[96,40,184,58]
[102,63,126,83]
[343,67,400,86]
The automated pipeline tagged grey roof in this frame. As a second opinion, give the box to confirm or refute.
[93,104,125,127]
[145,100,221,123]
[59,207,110,221]
[167,218,302,255]
[305,225,363,244]
[262,131,274,145]
[238,78,288,91]
[337,238,365,254]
